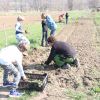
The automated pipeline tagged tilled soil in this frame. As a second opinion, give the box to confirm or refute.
[23,18,100,100]
[0,17,100,100]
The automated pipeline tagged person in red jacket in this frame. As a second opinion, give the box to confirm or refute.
[58,14,64,23]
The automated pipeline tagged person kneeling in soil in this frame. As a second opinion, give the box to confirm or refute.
[58,14,64,23]
[44,36,79,69]
[0,42,30,97]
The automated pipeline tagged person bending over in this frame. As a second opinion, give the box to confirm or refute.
[0,42,30,97]
[41,13,57,36]
[45,36,80,68]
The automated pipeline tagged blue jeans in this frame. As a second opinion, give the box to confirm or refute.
[50,29,56,36]
[0,64,21,89]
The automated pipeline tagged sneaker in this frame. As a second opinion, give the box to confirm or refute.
[3,81,16,87]
[62,64,71,69]
[9,90,24,97]
[73,58,80,67]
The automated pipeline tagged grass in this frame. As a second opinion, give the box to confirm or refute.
[93,12,100,51]
[92,87,100,93]
[69,10,89,18]
[0,22,64,48]
[25,22,64,48]
[68,10,90,23]
[93,12,100,26]
[66,89,87,100]
[66,88,100,100]
[0,10,90,48]
[0,28,16,48]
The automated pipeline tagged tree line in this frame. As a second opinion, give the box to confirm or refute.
[0,0,99,12]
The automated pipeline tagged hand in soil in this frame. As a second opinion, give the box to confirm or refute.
[21,76,28,81]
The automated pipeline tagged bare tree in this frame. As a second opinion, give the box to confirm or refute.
[68,0,73,10]
[0,0,99,12]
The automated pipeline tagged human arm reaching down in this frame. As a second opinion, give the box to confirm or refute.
[16,57,27,80]
[45,47,56,65]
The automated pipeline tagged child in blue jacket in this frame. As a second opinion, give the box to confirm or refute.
[15,16,30,45]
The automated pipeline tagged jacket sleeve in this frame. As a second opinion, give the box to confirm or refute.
[45,47,56,65]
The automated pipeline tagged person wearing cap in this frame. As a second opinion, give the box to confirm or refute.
[41,13,57,36]
[0,42,29,97]
[45,36,80,69]
[15,16,30,45]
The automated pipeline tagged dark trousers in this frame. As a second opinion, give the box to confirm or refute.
[41,31,48,46]
[66,18,68,24]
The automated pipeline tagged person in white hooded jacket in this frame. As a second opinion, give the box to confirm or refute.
[0,41,29,97]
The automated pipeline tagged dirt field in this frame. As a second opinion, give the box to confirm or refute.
[23,17,100,100]
[0,15,38,30]
[0,15,100,100]
[0,12,59,30]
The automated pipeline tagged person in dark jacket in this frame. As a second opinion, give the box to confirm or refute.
[41,19,48,47]
[65,12,69,24]
[45,36,79,68]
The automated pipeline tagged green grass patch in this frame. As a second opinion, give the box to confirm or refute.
[68,10,89,23]
[69,10,89,18]
[0,10,90,48]
[94,12,100,25]
[91,87,100,93]
[66,88,100,100]
[0,28,16,48]
[66,89,87,100]
[0,22,64,48]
